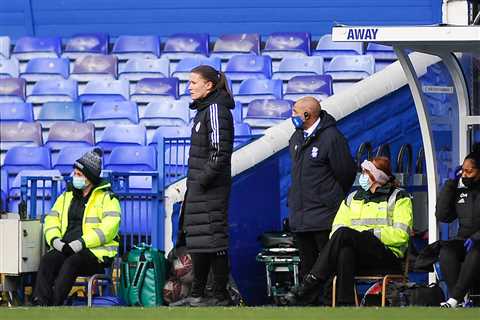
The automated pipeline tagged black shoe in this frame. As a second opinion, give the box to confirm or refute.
[190,296,233,307]
[285,274,321,305]
[169,296,204,307]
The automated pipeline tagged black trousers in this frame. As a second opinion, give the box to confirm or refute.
[190,250,230,300]
[33,249,104,306]
[310,227,401,305]
[294,230,330,305]
[439,239,480,301]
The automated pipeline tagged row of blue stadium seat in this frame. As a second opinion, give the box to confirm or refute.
[0,54,379,80]
[0,75,336,103]
[0,33,396,61]
[0,99,292,126]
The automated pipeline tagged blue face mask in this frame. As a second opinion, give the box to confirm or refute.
[359,174,372,191]
[292,116,304,129]
[72,176,87,190]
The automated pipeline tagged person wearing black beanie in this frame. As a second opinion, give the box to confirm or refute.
[33,147,121,306]
[436,142,480,308]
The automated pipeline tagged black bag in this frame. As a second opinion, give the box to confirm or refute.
[408,283,445,306]
[259,232,295,248]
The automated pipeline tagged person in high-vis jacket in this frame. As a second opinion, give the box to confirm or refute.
[33,148,121,306]
[287,157,412,306]
[436,143,480,308]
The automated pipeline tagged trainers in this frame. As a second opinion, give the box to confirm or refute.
[169,296,204,307]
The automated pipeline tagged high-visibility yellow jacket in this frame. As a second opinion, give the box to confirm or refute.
[44,182,121,262]
[330,185,413,258]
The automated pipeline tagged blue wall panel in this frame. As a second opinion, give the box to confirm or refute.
[1,0,442,39]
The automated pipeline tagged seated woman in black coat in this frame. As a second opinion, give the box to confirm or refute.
[436,143,480,308]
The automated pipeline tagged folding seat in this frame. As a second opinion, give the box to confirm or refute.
[211,33,260,61]
[118,58,169,82]
[235,79,282,113]
[272,56,324,81]
[233,122,253,148]
[0,78,26,103]
[79,80,129,104]
[62,33,109,60]
[283,75,333,102]
[313,34,363,60]
[26,79,78,104]
[244,99,292,131]
[232,101,243,123]
[130,78,178,106]
[112,35,160,61]
[36,101,83,128]
[326,55,375,94]
[0,58,19,79]
[162,33,209,61]
[225,55,272,94]
[45,122,94,152]
[12,36,62,61]
[172,57,222,80]
[366,43,397,72]
[148,126,191,146]
[263,32,311,71]
[0,36,11,59]
[105,146,156,171]
[71,55,118,83]
[139,100,189,128]
[0,122,42,151]
[0,102,34,122]
[96,124,146,155]
[52,146,95,175]
[85,101,139,131]
[21,58,69,82]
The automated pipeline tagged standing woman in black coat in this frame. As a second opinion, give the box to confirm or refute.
[171,65,235,307]
[436,143,480,308]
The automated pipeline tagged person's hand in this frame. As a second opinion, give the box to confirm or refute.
[51,238,65,252]
[68,239,84,253]
[464,238,474,253]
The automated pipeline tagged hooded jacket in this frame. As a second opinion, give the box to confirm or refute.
[288,110,356,232]
[183,90,235,253]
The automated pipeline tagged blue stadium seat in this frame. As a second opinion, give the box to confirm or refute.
[21,58,70,82]
[235,79,283,108]
[26,79,78,103]
[284,75,333,101]
[0,78,26,103]
[244,99,292,129]
[62,33,109,60]
[118,58,170,82]
[71,55,118,82]
[130,78,178,105]
[272,56,324,81]
[0,103,34,122]
[234,122,252,136]
[85,101,139,128]
[52,146,95,175]
[225,55,272,94]
[96,124,146,154]
[13,36,62,60]
[0,59,19,78]
[232,101,243,123]
[79,80,129,103]
[45,122,94,151]
[112,35,160,61]
[140,100,189,127]
[148,126,191,146]
[0,36,10,59]
[313,34,363,59]
[37,101,83,127]
[0,122,42,151]
[366,43,397,61]
[325,55,375,81]
[212,33,260,60]
[172,57,222,81]
[263,32,311,62]
[105,146,157,171]
[162,33,209,60]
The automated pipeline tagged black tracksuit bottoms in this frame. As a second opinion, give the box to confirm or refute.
[190,250,230,300]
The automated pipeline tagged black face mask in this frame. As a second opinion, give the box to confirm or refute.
[462,177,479,188]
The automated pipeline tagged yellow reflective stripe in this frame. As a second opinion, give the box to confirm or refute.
[85,217,101,223]
[44,226,60,234]
[47,210,60,217]
[393,222,411,234]
[103,211,120,218]
[93,228,106,244]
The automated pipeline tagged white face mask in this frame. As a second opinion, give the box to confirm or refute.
[72,176,87,190]
[359,174,372,191]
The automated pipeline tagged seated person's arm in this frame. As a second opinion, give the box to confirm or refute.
[376,195,413,248]
[330,199,352,238]
[82,193,121,248]
[44,194,65,247]
[435,179,458,223]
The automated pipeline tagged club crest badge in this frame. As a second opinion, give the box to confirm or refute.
[311,147,318,158]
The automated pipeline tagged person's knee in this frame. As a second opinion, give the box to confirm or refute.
[331,227,356,242]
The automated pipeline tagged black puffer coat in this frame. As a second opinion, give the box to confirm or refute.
[183,90,235,253]
[436,179,480,241]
